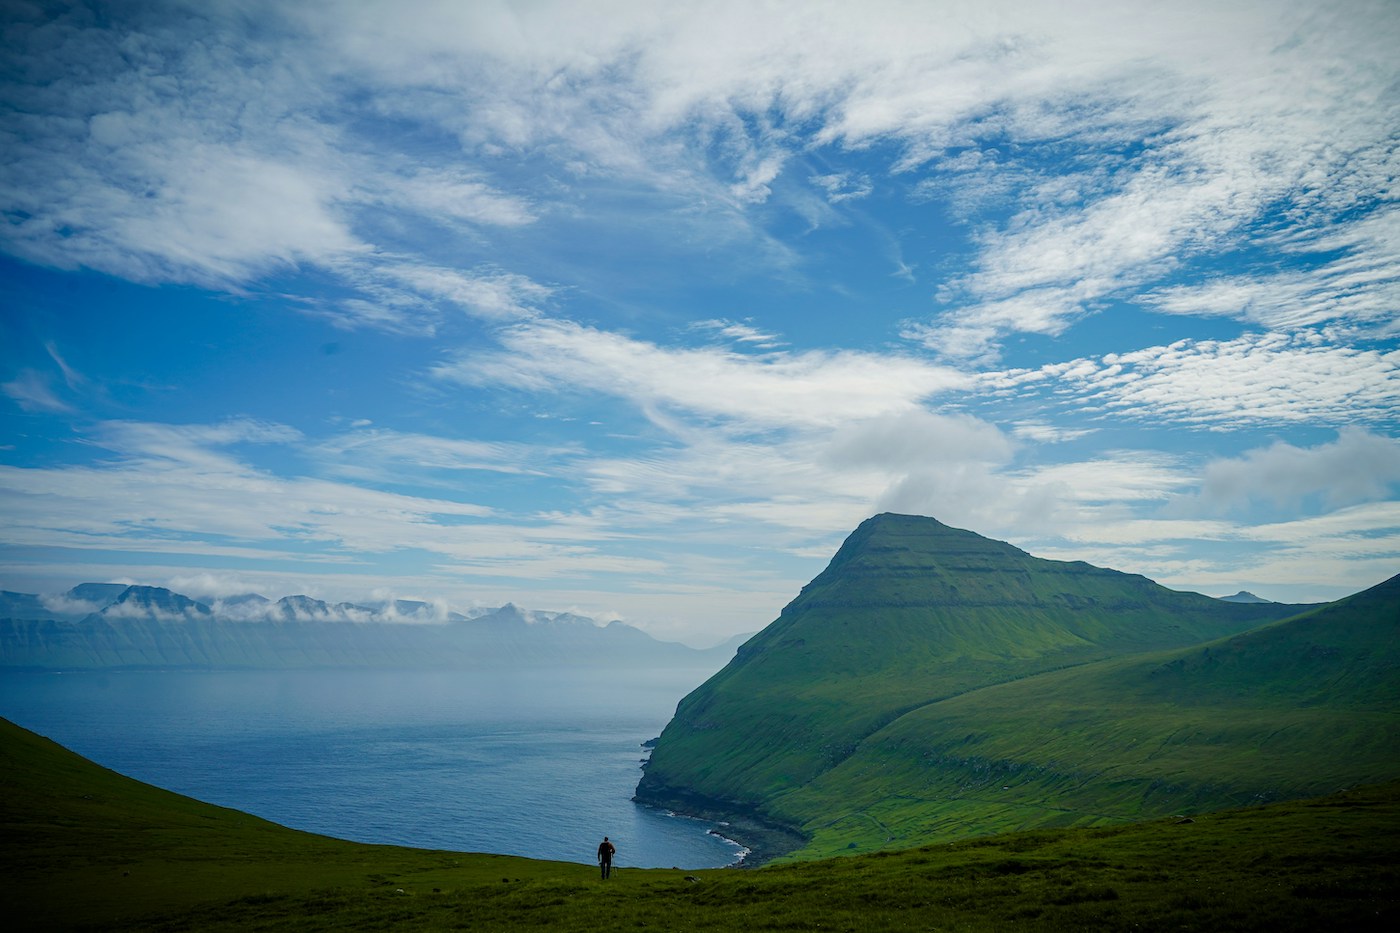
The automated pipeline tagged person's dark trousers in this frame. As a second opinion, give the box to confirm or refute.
[600,861,611,879]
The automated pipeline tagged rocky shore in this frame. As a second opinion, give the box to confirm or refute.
[632,784,808,868]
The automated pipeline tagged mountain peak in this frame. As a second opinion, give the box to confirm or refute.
[1219,590,1272,603]
[828,513,1027,569]
[65,583,130,609]
[100,586,212,621]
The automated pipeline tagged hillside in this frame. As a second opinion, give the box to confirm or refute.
[4,716,1397,931]
[774,572,1400,856]
[635,513,1361,859]
[0,585,729,670]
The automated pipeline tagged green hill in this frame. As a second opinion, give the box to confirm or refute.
[4,715,1398,931]
[779,572,1400,856]
[635,513,1386,860]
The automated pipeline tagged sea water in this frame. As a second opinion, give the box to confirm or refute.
[0,667,745,868]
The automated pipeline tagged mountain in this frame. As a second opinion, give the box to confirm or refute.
[634,512,1374,861]
[0,582,133,623]
[1219,590,1272,603]
[773,571,1400,856]
[0,591,48,620]
[66,582,130,606]
[100,585,213,620]
[0,585,729,670]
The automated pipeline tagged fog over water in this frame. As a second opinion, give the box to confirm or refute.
[0,667,746,868]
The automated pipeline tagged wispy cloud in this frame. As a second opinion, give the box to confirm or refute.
[313,427,579,484]
[5,1,1392,355]
[810,172,873,203]
[981,331,1400,427]
[689,319,786,349]
[2,370,73,414]
[434,318,972,430]
[1144,206,1400,334]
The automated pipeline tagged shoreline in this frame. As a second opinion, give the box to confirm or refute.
[635,739,809,867]
[703,826,752,866]
[632,790,808,868]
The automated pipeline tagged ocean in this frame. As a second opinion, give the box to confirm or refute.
[0,666,745,868]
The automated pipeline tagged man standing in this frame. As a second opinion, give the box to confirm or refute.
[597,836,616,879]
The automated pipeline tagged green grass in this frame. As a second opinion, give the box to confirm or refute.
[5,716,1399,931]
[769,574,1400,857]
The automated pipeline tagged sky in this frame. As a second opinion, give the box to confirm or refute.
[1,0,1397,646]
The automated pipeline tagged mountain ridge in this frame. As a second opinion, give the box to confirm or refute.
[0,583,732,670]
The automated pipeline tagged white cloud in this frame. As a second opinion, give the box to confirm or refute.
[164,572,268,601]
[810,172,873,203]
[377,263,553,321]
[731,152,787,205]
[2,370,73,414]
[1017,454,1190,505]
[823,410,1012,471]
[1144,205,1400,334]
[1011,420,1096,443]
[313,427,578,483]
[690,319,785,349]
[982,331,1400,427]
[38,593,111,617]
[0,418,496,560]
[0,0,1388,420]
[1156,503,1400,602]
[1197,428,1400,514]
[434,318,971,430]
[1,19,365,287]
[367,168,536,229]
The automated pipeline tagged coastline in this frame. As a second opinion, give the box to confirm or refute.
[632,788,809,868]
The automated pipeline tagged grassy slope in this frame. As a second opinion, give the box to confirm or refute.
[780,571,1400,857]
[4,716,1399,931]
[638,513,1313,848]
[0,717,575,931]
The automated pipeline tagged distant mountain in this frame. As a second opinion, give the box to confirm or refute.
[0,585,729,671]
[66,583,130,606]
[0,591,48,620]
[1219,590,1272,603]
[100,585,213,620]
[635,513,1375,861]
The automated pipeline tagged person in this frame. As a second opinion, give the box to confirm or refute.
[597,836,616,879]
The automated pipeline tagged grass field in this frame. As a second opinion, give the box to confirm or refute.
[4,716,1398,931]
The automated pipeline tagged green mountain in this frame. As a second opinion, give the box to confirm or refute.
[634,513,1390,860]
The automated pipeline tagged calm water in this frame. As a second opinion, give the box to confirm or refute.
[0,667,745,868]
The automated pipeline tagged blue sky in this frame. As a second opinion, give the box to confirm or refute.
[2,0,1398,644]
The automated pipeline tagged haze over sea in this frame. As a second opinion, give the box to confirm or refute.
[0,667,745,869]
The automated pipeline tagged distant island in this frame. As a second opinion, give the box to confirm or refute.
[0,584,745,671]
